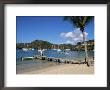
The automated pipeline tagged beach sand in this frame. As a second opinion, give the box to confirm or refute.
[17,63,94,74]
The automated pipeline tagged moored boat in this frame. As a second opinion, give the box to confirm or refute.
[22,48,28,51]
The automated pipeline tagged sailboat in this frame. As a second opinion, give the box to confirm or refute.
[57,45,61,52]
[65,49,70,51]
[57,49,61,52]
[22,44,29,51]
[52,45,57,50]
[22,48,28,51]
[31,48,34,50]
[53,48,57,50]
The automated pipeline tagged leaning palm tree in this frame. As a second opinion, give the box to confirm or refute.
[64,16,93,67]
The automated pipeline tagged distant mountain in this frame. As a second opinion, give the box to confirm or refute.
[16,40,52,49]
[16,39,94,51]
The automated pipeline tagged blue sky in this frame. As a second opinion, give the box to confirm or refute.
[16,16,94,44]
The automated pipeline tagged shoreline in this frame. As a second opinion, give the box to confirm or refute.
[17,59,94,74]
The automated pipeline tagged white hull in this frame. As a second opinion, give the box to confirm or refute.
[57,49,61,52]
[65,49,70,51]
[22,48,28,51]
[31,48,34,50]
[53,49,57,50]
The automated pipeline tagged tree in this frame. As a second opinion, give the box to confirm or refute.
[64,16,93,67]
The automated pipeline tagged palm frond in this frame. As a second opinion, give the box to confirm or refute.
[64,16,93,31]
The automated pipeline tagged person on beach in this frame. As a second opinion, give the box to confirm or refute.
[58,59,61,64]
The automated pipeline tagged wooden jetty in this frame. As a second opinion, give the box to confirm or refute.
[21,55,47,61]
[21,55,94,66]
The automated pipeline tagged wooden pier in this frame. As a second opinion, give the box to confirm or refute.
[21,55,94,66]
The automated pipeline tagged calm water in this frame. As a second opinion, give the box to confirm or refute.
[16,49,94,74]
[16,49,94,61]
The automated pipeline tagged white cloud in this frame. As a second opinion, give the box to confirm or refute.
[66,40,73,44]
[60,28,88,44]
[65,32,74,38]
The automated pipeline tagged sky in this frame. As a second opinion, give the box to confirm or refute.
[16,16,94,45]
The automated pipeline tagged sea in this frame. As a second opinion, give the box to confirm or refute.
[16,49,94,74]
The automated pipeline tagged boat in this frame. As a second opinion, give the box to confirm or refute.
[31,48,34,50]
[22,57,34,61]
[52,45,57,50]
[65,49,70,51]
[53,49,57,50]
[57,49,61,52]
[22,48,28,51]
[57,45,62,52]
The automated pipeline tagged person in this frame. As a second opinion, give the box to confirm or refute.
[58,59,61,64]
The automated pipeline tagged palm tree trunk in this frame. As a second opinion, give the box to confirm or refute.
[82,31,90,67]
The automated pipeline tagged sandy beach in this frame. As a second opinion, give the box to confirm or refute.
[17,62,94,74]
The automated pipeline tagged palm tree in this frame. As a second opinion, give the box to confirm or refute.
[64,16,93,67]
